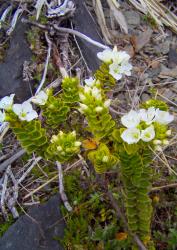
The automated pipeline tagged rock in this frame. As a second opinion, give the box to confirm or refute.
[124,10,140,26]
[159,64,177,78]
[141,93,151,102]
[0,20,32,101]
[73,0,103,72]
[0,195,65,250]
[148,67,161,78]
[154,40,170,55]
[168,46,177,68]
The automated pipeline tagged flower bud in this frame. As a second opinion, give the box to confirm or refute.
[51,135,58,143]
[79,93,86,101]
[102,156,109,162]
[74,141,81,147]
[104,99,111,108]
[166,130,171,136]
[71,131,76,137]
[95,106,103,113]
[57,146,62,151]
[162,139,169,145]
[59,131,64,136]
[153,139,162,145]
[155,145,162,151]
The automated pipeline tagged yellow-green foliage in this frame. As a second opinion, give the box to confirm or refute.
[10,119,48,156]
[42,92,70,128]
[112,129,155,249]
[88,111,115,140]
[94,63,116,90]
[88,143,118,174]
[79,87,115,140]
[62,77,80,104]
[45,131,81,163]
[141,99,168,111]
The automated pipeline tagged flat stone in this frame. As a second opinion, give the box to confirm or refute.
[154,40,170,55]
[73,0,103,72]
[0,195,65,250]
[124,10,140,26]
[168,46,177,68]
[0,19,32,101]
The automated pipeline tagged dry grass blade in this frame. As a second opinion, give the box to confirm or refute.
[107,0,128,34]
[92,0,112,44]
[128,0,177,34]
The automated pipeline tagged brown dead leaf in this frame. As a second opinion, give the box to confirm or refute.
[125,45,135,58]
[131,28,153,52]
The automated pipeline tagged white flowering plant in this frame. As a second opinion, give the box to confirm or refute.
[0,47,175,249]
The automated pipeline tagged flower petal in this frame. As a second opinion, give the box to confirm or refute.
[121,110,140,128]
[121,128,141,144]
[26,110,38,121]
[12,104,22,116]
[155,109,174,125]
[141,125,155,142]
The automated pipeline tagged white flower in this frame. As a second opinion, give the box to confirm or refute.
[102,156,109,162]
[141,125,155,142]
[0,111,5,123]
[121,110,140,128]
[112,50,130,64]
[104,99,111,108]
[119,63,132,76]
[79,93,86,101]
[139,107,156,125]
[74,141,81,147]
[91,87,102,100]
[31,91,48,105]
[95,106,103,113]
[109,63,122,80]
[155,109,174,125]
[12,101,38,121]
[121,128,141,144]
[97,49,113,63]
[0,94,15,110]
[85,77,96,87]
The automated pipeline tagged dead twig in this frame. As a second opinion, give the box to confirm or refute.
[0,149,26,173]
[0,166,10,218]
[17,157,42,184]
[56,161,72,212]
[35,32,52,94]
[151,183,177,191]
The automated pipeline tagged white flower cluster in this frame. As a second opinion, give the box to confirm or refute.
[97,47,132,80]
[79,79,111,114]
[0,91,48,123]
[121,107,174,145]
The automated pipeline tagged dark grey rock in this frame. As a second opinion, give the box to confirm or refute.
[168,46,177,68]
[73,0,104,72]
[0,19,32,102]
[0,195,65,250]
[124,10,140,26]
